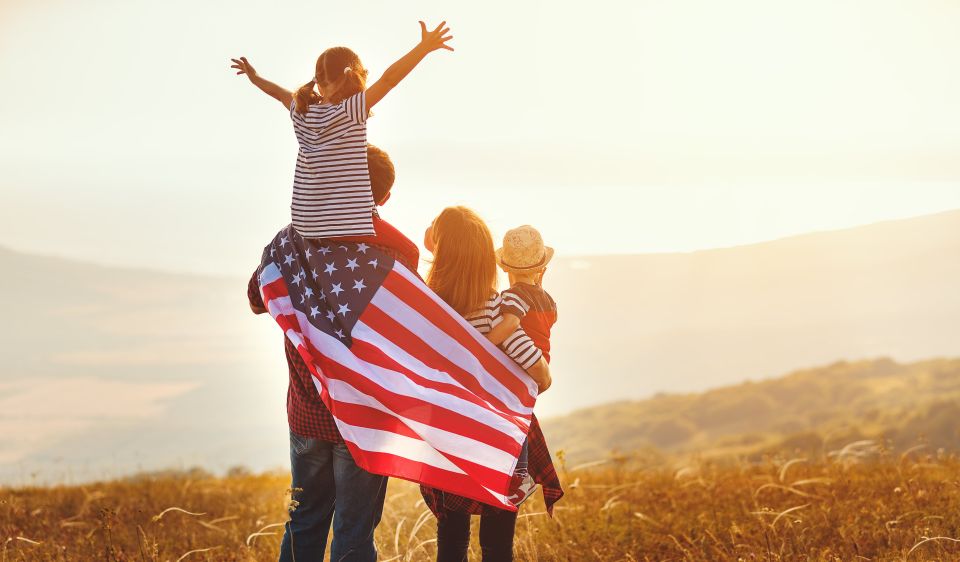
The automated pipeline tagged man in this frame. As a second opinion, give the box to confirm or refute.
[248,144,418,562]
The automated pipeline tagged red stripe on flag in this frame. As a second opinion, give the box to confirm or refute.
[360,303,529,420]
[310,345,522,458]
[381,271,534,406]
[350,337,528,434]
[334,402,514,489]
[341,446,515,512]
[261,277,289,304]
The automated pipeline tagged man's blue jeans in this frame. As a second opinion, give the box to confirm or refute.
[278,431,388,562]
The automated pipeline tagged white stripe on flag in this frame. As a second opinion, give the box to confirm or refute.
[263,298,524,478]
[392,264,537,399]
[351,321,528,436]
[333,420,467,474]
[372,286,534,415]
[323,377,521,472]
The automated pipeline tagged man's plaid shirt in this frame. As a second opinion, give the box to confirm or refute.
[247,220,420,443]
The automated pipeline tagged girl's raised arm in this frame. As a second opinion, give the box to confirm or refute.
[366,21,453,110]
[231,57,294,109]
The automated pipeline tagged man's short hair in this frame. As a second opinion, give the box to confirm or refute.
[367,144,395,205]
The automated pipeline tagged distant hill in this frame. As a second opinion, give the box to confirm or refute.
[1,210,959,483]
[540,209,960,416]
[543,357,960,464]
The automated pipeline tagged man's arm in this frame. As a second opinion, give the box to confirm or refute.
[247,270,268,315]
[231,57,294,109]
[365,21,453,109]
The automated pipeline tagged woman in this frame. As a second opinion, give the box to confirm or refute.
[420,206,564,562]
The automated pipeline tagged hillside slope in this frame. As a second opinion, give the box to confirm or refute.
[543,357,960,463]
[541,209,960,414]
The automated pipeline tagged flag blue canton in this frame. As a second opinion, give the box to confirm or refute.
[263,226,395,347]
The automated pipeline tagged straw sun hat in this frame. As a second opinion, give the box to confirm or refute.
[495,225,554,274]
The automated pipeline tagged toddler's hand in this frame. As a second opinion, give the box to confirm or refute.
[230,57,258,80]
[418,21,454,53]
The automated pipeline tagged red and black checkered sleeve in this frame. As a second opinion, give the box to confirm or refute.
[247,269,266,312]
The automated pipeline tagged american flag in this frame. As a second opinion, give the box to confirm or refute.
[258,225,538,509]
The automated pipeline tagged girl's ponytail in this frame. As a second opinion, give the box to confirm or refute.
[293,80,320,115]
[315,47,368,105]
[338,67,367,103]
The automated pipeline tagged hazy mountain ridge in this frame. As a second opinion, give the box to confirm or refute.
[541,209,960,414]
[542,357,960,464]
[1,210,959,483]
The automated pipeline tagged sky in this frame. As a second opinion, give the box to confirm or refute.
[2,0,960,276]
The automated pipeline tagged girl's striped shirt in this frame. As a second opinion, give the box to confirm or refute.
[465,293,544,370]
[289,91,375,238]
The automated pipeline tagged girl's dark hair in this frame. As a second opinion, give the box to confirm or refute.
[366,144,395,204]
[293,46,368,115]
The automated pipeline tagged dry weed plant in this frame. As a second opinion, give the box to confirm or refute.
[4,446,960,560]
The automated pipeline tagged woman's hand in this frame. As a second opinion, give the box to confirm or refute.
[230,57,258,80]
[418,21,454,53]
[526,359,552,394]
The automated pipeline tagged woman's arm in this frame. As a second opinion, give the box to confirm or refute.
[486,313,521,346]
[231,57,294,108]
[526,358,552,393]
[366,21,454,109]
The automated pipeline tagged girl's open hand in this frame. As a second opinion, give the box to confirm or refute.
[418,21,454,53]
[230,57,258,80]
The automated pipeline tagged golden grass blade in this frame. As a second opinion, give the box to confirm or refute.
[393,517,405,555]
[900,444,928,465]
[14,537,41,545]
[518,511,547,518]
[601,494,623,511]
[151,507,207,522]
[569,459,609,471]
[246,522,286,546]
[407,509,433,546]
[174,546,220,561]
[198,520,228,534]
[771,503,810,527]
[634,512,666,530]
[790,478,833,487]
[906,535,960,558]
[778,458,807,483]
[753,483,822,500]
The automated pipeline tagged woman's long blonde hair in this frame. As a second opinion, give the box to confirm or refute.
[426,207,498,316]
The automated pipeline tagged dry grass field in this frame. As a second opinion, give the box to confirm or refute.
[4,449,960,561]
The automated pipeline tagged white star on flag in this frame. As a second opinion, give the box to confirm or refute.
[353,279,366,293]
[346,258,359,271]
[337,303,351,317]
[330,282,344,296]
[324,262,337,275]
[356,243,369,254]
